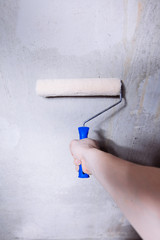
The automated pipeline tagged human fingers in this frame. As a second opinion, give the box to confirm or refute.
[75,165,79,172]
[74,159,81,166]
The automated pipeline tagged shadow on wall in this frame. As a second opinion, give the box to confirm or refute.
[96,129,160,168]
[0,209,23,240]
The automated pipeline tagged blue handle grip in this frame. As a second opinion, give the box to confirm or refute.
[78,126,90,178]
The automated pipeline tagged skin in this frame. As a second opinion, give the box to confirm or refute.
[70,138,160,240]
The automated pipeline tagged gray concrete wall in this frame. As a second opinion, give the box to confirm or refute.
[0,0,160,239]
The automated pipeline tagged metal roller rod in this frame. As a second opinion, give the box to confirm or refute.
[83,82,122,126]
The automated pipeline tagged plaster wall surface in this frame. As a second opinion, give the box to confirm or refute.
[0,0,160,239]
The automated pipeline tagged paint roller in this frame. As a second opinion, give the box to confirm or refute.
[36,78,122,178]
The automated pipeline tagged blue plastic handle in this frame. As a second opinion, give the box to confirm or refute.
[78,126,90,178]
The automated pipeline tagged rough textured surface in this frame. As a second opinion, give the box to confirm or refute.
[0,0,160,239]
[36,78,121,97]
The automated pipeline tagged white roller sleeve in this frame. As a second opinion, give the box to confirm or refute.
[36,78,121,97]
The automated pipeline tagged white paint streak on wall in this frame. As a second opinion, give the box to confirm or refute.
[16,0,138,55]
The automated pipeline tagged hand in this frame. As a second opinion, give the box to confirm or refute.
[70,138,99,175]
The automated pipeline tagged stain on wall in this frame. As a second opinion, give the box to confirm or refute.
[0,0,160,239]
